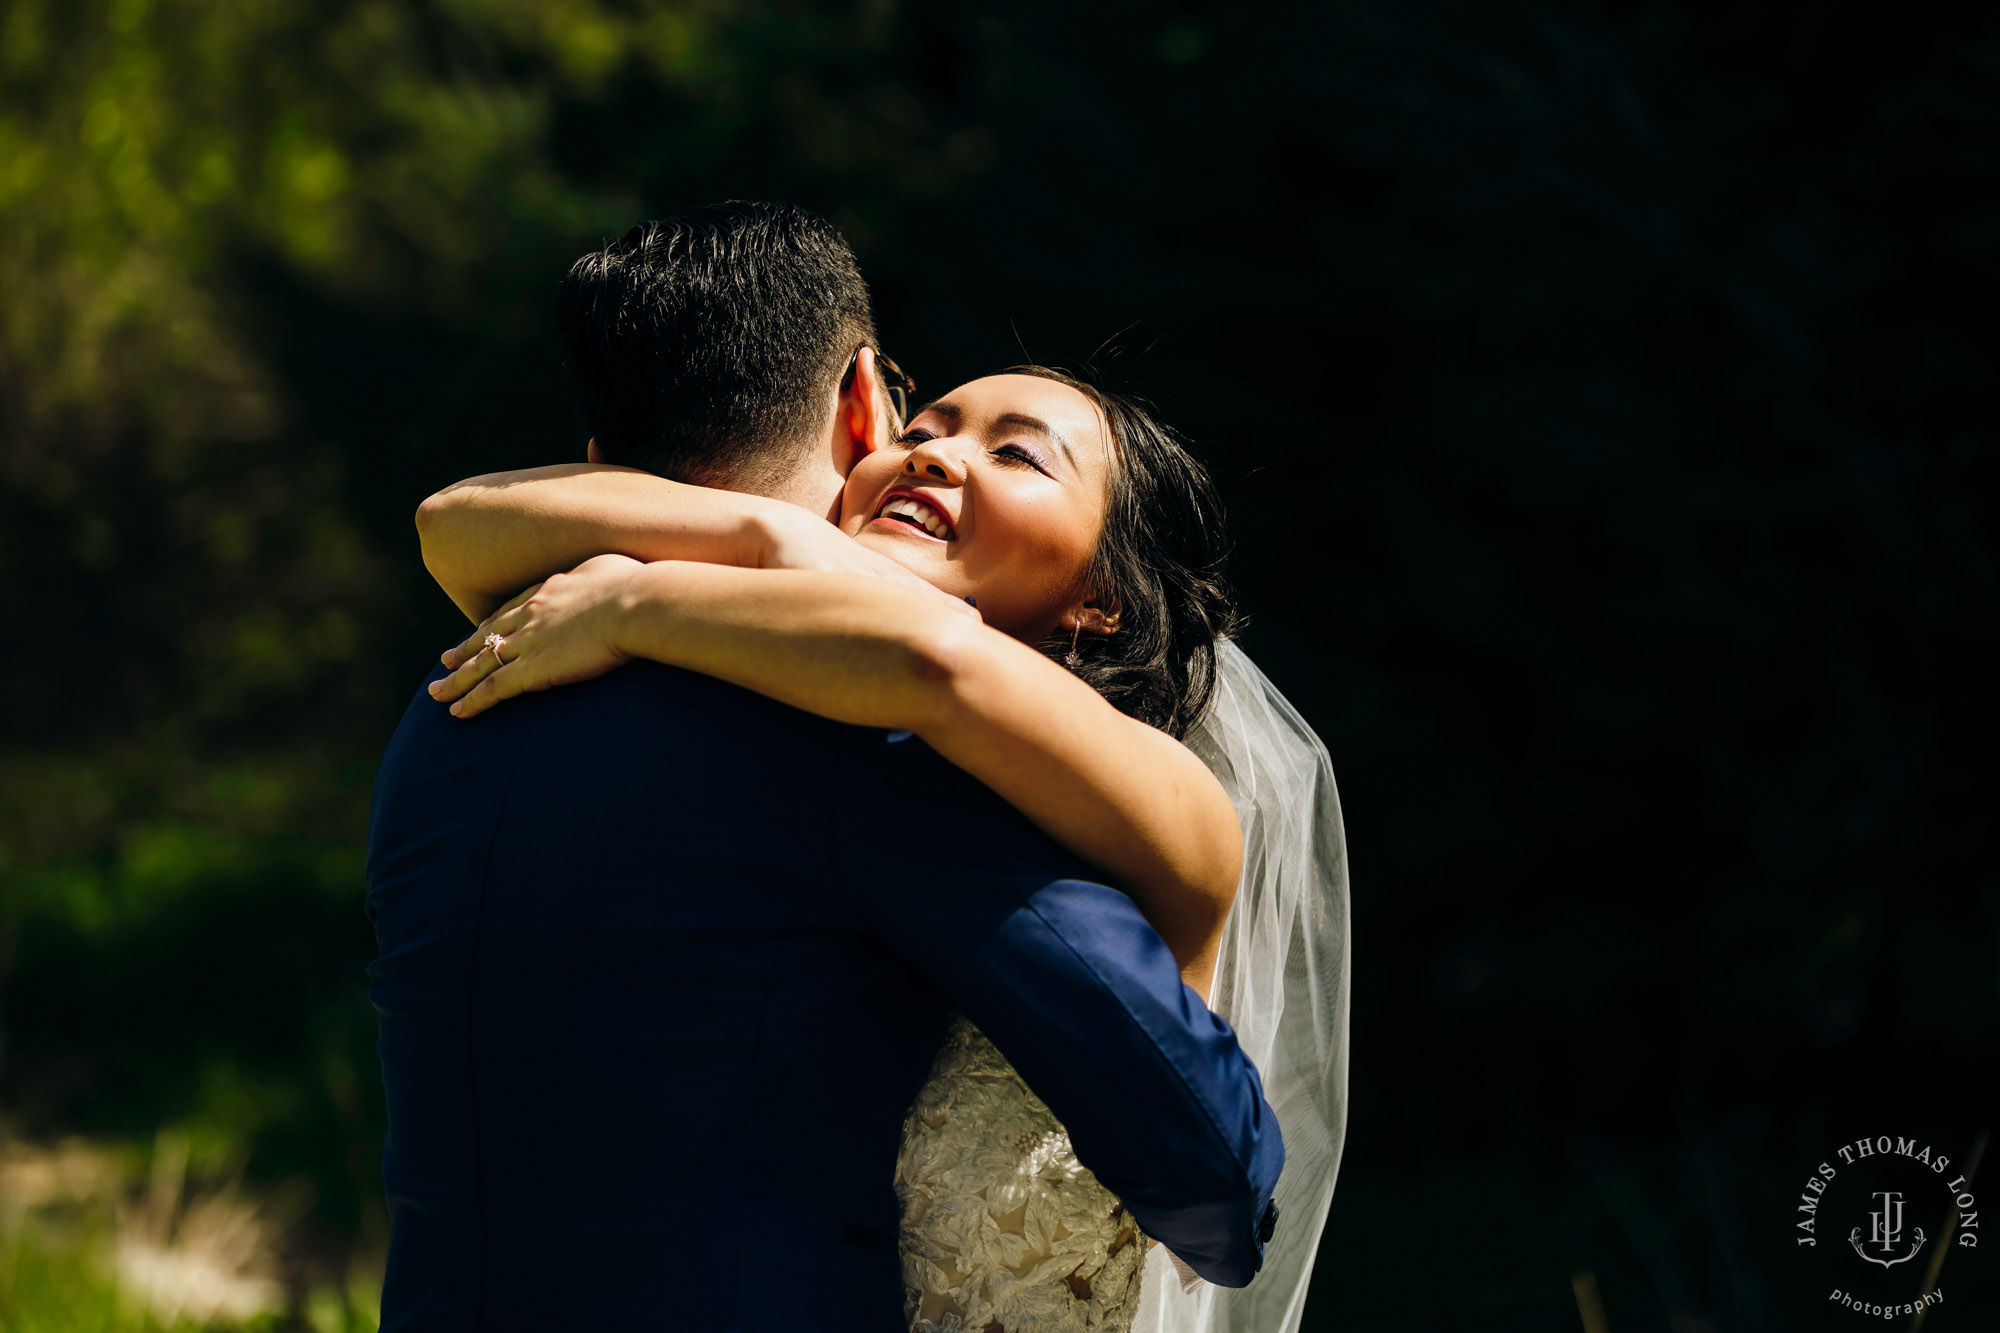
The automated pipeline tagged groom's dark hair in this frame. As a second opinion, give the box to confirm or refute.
[558,202,878,489]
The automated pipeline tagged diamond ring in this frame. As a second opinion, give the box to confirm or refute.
[483,631,505,662]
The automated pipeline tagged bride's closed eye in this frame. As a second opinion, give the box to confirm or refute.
[991,442,1050,473]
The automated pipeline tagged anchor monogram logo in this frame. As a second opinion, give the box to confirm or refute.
[1848,1190,1926,1268]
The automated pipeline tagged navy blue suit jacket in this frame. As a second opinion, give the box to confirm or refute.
[366,661,1283,1331]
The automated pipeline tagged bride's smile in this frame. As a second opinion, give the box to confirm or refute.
[868,488,958,541]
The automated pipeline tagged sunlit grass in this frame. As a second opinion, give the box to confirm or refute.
[0,1131,379,1333]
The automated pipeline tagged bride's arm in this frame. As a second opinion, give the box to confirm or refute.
[437,558,1241,997]
[416,464,897,623]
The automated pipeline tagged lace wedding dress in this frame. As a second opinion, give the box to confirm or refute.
[893,644,1351,1333]
[895,1015,1147,1332]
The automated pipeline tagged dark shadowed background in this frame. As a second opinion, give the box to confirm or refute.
[1,2,1994,1329]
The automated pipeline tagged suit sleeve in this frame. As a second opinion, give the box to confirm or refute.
[828,737,1285,1287]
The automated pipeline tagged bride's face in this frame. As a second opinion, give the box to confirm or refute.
[839,374,1113,641]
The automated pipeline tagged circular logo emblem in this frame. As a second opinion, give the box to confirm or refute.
[1795,1134,1981,1320]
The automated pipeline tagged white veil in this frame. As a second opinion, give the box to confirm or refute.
[1135,640,1352,1333]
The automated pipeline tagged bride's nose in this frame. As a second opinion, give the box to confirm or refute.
[903,435,968,484]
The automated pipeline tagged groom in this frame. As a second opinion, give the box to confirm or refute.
[365,202,1284,1331]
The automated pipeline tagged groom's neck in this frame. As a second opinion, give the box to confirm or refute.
[718,417,848,522]
[747,458,843,522]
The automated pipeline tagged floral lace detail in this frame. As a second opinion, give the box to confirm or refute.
[896,1016,1145,1333]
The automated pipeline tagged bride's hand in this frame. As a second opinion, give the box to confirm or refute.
[431,553,643,718]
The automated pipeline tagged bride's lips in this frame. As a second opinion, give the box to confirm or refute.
[868,486,958,542]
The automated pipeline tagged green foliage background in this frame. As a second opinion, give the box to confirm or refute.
[2,1,1995,1327]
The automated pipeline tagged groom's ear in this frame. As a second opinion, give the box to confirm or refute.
[839,346,891,474]
[586,438,604,464]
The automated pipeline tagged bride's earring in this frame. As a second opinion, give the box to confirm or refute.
[1064,619,1083,670]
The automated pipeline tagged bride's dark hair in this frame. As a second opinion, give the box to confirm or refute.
[1008,366,1240,740]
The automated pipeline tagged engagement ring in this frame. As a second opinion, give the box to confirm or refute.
[483,631,505,661]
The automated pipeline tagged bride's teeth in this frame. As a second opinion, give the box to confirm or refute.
[882,496,951,539]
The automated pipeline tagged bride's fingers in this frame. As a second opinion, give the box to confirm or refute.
[480,583,544,643]
[448,661,528,719]
[442,618,494,669]
[430,637,504,703]
[487,602,536,642]
[440,583,545,667]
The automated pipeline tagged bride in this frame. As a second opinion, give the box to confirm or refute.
[417,359,1349,1332]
